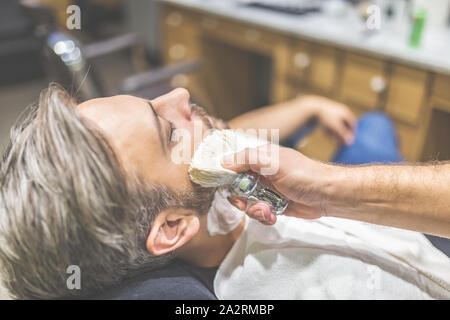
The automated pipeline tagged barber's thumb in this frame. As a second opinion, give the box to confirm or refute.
[221,147,264,173]
[222,144,281,175]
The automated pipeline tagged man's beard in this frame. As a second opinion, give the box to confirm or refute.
[174,104,227,216]
[173,182,216,217]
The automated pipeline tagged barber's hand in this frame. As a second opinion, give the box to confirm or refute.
[299,95,356,145]
[223,145,333,225]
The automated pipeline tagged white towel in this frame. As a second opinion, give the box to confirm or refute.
[212,213,450,299]
[207,189,245,236]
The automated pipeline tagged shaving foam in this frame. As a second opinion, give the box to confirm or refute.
[188,130,268,188]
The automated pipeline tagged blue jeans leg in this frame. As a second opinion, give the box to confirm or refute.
[332,111,403,165]
[283,112,403,165]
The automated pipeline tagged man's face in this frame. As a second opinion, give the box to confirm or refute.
[77,88,215,198]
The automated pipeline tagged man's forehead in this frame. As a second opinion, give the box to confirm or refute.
[76,95,158,141]
[77,95,145,112]
[77,95,152,126]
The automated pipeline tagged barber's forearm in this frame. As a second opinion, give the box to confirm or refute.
[323,163,450,237]
[228,97,315,142]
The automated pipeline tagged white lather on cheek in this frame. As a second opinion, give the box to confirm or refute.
[188,129,268,187]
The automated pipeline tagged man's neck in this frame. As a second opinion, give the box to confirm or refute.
[177,215,246,267]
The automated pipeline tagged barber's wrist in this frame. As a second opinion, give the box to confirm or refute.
[316,164,356,217]
[321,164,382,221]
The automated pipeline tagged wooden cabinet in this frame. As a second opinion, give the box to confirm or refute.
[162,6,215,109]
[421,105,450,161]
[385,66,428,125]
[286,41,312,84]
[432,74,450,103]
[161,3,450,162]
[395,122,424,160]
[163,9,200,63]
[200,16,279,55]
[308,45,339,95]
[421,77,450,161]
[340,54,387,111]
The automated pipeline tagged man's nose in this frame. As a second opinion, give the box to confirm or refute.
[151,88,192,121]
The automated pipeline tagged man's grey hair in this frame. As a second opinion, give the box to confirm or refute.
[0,85,176,299]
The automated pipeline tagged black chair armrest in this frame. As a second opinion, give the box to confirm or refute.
[120,60,202,94]
[83,33,141,59]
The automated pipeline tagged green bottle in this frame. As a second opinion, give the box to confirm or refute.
[410,8,427,48]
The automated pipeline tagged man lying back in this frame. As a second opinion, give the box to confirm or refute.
[0,85,448,299]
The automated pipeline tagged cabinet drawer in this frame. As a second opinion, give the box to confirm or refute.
[421,108,450,161]
[163,8,200,63]
[395,123,423,161]
[308,45,338,95]
[432,74,450,102]
[163,7,198,32]
[164,35,199,62]
[385,66,428,125]
[340,54,387,110]
[200,16,278,54]
[286,41,312,84]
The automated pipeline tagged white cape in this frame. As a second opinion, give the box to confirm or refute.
[208,200,450,299]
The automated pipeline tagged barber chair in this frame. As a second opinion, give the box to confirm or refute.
[20,0,201,102]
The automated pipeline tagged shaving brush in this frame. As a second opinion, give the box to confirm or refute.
[189,130,288,215]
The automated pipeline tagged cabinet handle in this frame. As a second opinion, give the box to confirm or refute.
[169,44,186,60]
[166,11,184,27]
[294,52,311,70]
[370,76,386,93]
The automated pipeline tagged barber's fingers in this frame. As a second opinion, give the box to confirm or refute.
[221,144,278,175]
[228,196,277,225]
[228,196,321,225]
[245,201,322,222]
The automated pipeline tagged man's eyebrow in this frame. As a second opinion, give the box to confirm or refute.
[147,101,167,155]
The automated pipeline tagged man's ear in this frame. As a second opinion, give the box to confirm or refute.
[146,208,200,256]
